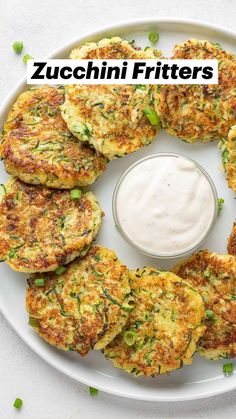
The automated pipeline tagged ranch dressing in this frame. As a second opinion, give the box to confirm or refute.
[114,154,217,256]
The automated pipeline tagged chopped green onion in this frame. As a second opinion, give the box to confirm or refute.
[124,330,137,346]
[143,108,160,125]
[28,316,38,327]
[214,42,222,50]
[217,198,224,214]
[89,387,99,396]
[223,362,233,376]
[12,41,23,54]
[92,269,103,277]
[135,84,146,90]
[23,54,33,64]
[55,266,66,275]
[222,148,229,170]
[13,398,23,409]
[8,248,18,259]
[35,278,45,287]
[121,302,134,312]
[148,31,159,44]
[70,189,82,200]
[205,309,215,319]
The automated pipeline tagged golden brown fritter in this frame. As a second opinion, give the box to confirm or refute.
[69,37,161,60]
[104,267,205,376]
[154,40,236,143]
[220,125,236,193]
[173,251,236,360]
[0,178,103,272]
[228,222,236,256]
[0,86,106,188]
[26,246,133,355]
[61,37,161,160]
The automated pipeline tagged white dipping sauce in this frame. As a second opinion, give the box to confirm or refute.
[115,155,216,256]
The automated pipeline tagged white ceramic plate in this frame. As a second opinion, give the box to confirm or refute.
[0,18,235,402]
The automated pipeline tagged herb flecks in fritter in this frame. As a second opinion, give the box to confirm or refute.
[221,125,236,193]
[154,40,236,143]
[173,251,236,360]
[104,267,205,376]
[26,246,133,355]
[0,178,103,272]
[0,85,106,188]
[61,37,162,160]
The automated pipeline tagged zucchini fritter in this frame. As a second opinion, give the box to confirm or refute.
[220,125,236,193]
[69,36,161,60]
[173,251,236,360]
[26,246,133,355]
[0,178,103,272]
[104,267,205,376]
[154,40,236,143]
[228,222,236,256]
[0,86,106,188]
[61,37,161,160]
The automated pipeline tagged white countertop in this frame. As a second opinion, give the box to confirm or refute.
[0,1,236,418]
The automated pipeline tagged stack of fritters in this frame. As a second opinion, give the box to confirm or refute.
[26,246,134,355]
[0,85,107,189]
[26,255,206,373]
[26,248,236,375]
[0,84,106,273]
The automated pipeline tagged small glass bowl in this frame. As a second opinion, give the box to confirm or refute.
[112,153,218,259]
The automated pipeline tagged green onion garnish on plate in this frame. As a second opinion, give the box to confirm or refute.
[12,41,23,54]
[89,387,99,396]
[23,54,33,64]
[13,398,23,409]
[217,198,224,214]
[223,363,233,376]
[148,31,159,43]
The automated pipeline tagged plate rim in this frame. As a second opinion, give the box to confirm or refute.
[0,17,236,402]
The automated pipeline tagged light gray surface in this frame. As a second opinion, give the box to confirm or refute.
[0,0,235,418]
